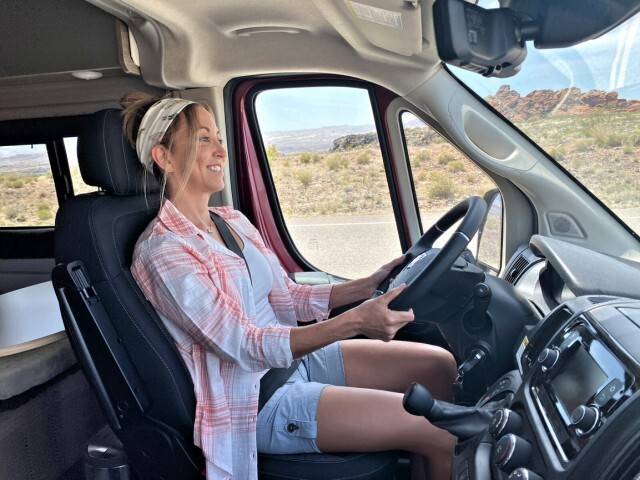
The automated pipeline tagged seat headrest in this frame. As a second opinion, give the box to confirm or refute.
[77,109,159,196]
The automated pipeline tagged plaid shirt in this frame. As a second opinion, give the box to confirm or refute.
[130,199,333,479]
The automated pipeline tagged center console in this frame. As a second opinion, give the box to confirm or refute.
[452,296,640,480]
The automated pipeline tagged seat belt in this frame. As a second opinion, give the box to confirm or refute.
[209,211,300,412]
[210,211,252,284]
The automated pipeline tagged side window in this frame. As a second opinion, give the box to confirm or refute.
[400,112,499,259]
[254,86,402,279]
[0,144,58,227]
[64,137,97,195]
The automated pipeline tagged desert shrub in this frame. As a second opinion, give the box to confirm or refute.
[602,134,624,148]
[437,152,456,165]
[266,144,278,160]
[326,155,347,171]
[414,150,430,165]
[356,151,371,165]
[427,173,455,200]
[8,179,24,188]
[311,153,321,163]
[547,146,566,161]
[416,171,428,182]
[569,138,592,153]
[5,206,19,220]
[294,169,313,187]
[623,143,635,155]
[448,161,465,173]
[36,207,52,221]
[299,153,311,164]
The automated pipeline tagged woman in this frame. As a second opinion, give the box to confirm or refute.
[126,93,457,480]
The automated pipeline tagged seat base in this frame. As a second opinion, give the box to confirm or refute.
[258,451,399,480]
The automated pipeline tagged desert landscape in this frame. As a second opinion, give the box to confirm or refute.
[2,86,639,236]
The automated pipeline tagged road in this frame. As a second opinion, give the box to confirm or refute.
[285,208,640,280]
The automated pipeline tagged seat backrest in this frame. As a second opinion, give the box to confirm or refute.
[52,109,203,478]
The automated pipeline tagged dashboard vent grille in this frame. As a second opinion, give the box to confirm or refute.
[505,253,529,284]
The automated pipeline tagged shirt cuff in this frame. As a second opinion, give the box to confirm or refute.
[261,325,294,368]
[307,282,334,321]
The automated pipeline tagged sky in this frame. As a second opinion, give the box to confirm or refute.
[255,11,640,132]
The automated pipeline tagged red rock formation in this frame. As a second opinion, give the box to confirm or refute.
[486,86,640,120]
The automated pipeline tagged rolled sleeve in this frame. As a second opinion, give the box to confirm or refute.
[281,273,334,322]
[131,238,292,372]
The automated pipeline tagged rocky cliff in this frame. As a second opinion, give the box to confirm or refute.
[486,85,640,121]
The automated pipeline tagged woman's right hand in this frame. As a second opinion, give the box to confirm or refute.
[352,284,415,341]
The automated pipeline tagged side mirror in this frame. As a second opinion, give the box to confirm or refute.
[476,189,503,273]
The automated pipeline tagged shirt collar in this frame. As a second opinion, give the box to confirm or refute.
[158,198,209,239]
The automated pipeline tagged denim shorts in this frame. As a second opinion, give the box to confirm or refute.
[256,341,346,454]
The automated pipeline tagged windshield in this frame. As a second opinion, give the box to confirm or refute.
[450,8,640,237]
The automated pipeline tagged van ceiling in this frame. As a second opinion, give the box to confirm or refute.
[0,0,441,120]
[0,0,162,120]
[89,0,440,93]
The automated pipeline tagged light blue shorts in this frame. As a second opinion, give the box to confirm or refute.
[256,341,346,454]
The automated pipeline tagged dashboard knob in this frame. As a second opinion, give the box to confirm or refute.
[537,348,560,371]
[494,434,532,472]
[571,405,600,436]
[489,408,523,438]
[508,467,544,480]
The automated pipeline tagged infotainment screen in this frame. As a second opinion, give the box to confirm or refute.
[550,346,608,415]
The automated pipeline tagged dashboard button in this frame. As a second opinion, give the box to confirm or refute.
[489,409,523,438]
[594,378,623,407]
[494,434,532,471]
[571,405,600,436]
[509,467,543,480]
[538,348,560,372]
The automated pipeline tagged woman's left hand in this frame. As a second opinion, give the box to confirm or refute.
[366,254,406,292]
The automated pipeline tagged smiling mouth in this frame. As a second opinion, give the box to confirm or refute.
[207,165,223,173]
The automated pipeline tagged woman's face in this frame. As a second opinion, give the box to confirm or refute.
[160,105,227,198]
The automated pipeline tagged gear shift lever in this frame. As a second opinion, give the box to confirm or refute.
[403,382,494,440]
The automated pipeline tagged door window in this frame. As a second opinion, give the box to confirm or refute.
[0,144,58,227]
[254,86,402,279]
[400,112,498,256]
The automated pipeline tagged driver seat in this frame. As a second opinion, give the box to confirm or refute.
[51,108,398,479]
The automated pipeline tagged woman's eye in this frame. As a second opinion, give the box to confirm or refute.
[199,136,210,143]
[217,137,224,144]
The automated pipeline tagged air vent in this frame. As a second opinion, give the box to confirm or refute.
[505,253,530,284]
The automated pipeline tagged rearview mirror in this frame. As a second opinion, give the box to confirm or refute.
[433,0,640,78]
[433,0,527,78]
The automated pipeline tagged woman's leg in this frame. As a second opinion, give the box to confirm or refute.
[339,339,458,399]
[316,386,456,480]
[316,339,458,480]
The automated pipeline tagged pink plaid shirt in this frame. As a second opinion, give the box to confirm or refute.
[130,199,333,479]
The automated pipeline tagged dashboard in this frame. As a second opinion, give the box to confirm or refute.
[507,235,640,318]
[449,236,640,480]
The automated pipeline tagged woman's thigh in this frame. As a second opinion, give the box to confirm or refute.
[339,339,458,400]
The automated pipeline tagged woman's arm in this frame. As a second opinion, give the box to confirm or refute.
[328,254,407,309]
[290,283,414,358]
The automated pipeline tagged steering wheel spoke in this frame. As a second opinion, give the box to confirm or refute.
[374,197,488,313]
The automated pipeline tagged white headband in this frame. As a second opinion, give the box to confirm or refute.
[135,98,195,172]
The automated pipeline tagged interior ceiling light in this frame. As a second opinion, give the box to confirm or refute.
[71,70,103,80]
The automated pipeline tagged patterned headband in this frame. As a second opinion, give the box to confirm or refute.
[135,98,195,172]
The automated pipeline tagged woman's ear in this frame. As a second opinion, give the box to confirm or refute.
[150,144,174,173]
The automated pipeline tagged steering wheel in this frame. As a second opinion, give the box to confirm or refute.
[376,196,487,311]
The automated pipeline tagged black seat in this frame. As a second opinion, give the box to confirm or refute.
[52,108,398,479]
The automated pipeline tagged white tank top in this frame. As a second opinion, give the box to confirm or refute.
[241,234,277,327]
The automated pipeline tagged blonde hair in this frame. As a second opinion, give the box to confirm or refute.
[120,91,214,205]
